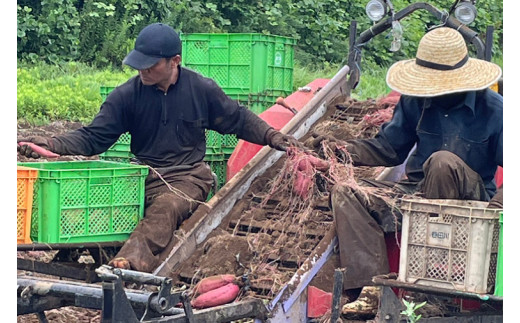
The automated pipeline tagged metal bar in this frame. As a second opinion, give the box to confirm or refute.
[485,26,494,62]
[418,315,503,322]
[36,312,49,323]
[102,279,140,323]
[18,276,149,313]
[346,20,359,95]
[282,65,350,139]
[152,299,267,323]
[280,233,338,313]
[17,295,71,315]
[356,2,485,59]
[330,268,344,322]
[17,258,100,283]
[180,292,195,323]
[101,265,171,286]
[17,241,124,251]
[372,276,503,303]
[376,286,404,323]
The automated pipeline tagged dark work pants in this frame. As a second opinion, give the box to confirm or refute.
[115,162,214,273]
[331,151,490,290]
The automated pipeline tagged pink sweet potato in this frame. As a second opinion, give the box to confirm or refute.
[293,170,312,199]
[297,154,329,172]
[18,142,60,158]
[297,158,312,172]
[192,274,237,296]
[306,154,329,171]
[191,283,240,309]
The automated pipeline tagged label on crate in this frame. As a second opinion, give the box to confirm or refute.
[274,52,283,66]
[426,222,452,248]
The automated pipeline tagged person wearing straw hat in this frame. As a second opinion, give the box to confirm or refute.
[17,22,302,273]
[315,27,502,318]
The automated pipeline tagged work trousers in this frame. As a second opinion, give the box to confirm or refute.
[115,161,214,273]
[331,151,490,290]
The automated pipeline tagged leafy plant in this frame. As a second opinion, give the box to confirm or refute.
[17,0,502,69]
[17,0,81,64]
[400,299,427,323]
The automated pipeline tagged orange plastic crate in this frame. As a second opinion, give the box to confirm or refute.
[17,166,38,244]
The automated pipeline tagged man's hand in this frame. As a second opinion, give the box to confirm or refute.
[309,133,348,150]
[308,132,353,163]
[17,136,57,159]
[265,129,303,152]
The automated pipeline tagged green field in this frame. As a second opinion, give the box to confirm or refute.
[17,60,392,125]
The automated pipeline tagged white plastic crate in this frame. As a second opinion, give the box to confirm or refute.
[398,199,501,294]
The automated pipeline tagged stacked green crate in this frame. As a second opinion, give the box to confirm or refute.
[182,33,295,190]
[181,33,295,96]
[211,92,279,160]
[98,87,135,163]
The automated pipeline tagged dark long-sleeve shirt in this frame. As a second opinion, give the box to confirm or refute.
[51,67,272,168]
[347,89,503,197]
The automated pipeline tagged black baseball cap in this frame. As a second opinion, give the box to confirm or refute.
[123,23,182,70]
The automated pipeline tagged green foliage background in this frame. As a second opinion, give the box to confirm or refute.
[18,0,503,67]
[17,0,503,124]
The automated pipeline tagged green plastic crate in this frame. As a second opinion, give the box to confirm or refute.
[206,129,223,155]
[181,33,295,95]
[495,212,503,296]
[99,133,135,163]
[206,160,227,200]
[230,92,278,114]
[221,134,239,156]
[205,152,226,162]
[18,161,148,244]
[100,86,116,101]
[99,87,135,162]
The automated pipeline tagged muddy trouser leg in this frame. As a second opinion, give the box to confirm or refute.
[115,163,213,273]
[332,151,490,290]
[331,182,407,290]
[421,151,490,201]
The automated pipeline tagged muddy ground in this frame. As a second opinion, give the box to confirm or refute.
[16,96,397,322]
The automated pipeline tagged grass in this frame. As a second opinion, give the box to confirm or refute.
[17,61,137,125]
[26,54,504,124]
[293,61,391,101]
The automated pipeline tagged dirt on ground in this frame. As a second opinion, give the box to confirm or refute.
[17,120,99,163]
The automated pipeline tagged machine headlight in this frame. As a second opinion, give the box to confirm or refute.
[366,0,387,22]
[454,1,477,25]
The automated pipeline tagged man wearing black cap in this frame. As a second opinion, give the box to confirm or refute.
[18,22,301,272]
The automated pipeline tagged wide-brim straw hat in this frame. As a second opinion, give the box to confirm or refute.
[386,27,502,97]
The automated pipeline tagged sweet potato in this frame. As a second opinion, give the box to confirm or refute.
[306,154,329,171]
[18,142,60,158]
[191,283,240,309]
[192,274,237,296]
[293,170,312,199]
[297,158,312,172]
[297,154,329,172]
